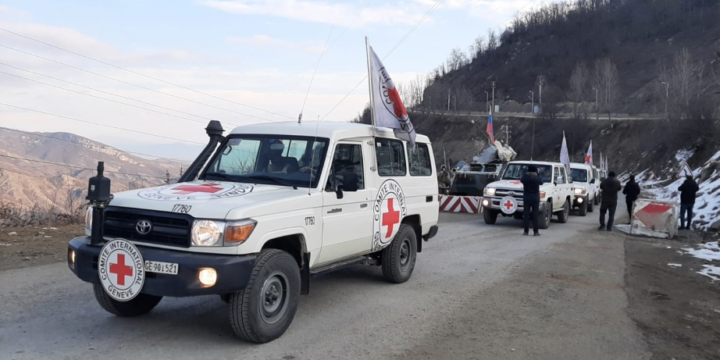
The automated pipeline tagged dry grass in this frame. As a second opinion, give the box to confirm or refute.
[0,200,84,228]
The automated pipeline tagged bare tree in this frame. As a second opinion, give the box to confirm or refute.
[594,58,620,120]
[568,62,590,118]
[487,30,498,51]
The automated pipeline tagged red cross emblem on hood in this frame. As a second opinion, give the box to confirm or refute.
[171,183,223,195]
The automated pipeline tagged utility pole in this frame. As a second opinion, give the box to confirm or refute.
[538,75,545,107]
[529,90,534,114]
[499,124,512,144]
[661,81,669,120]
[484,91,489,113]
[447,89,451,111]
[593,87,599,121]
[491,81,496,114]
[530,120,536,161]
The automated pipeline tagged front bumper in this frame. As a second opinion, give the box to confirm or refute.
[482,197,547,215]
[68,237,256,297]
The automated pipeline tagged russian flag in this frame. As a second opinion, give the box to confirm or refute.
[486,112,495,144]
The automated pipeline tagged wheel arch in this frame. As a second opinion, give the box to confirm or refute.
[401,215,423,253]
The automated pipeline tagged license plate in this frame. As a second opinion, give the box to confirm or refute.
[144,260,178,275]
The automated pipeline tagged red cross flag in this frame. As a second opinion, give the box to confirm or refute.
[585,141,593,165]
[367,40,416,147]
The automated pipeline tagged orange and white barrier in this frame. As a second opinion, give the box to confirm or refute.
[438,195,481,213]
[630,198,679,239]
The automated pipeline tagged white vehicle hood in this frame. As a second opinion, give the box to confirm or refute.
[107,180,316,219]
[490,179,554,191]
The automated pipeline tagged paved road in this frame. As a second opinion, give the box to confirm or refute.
[0,208,649,360]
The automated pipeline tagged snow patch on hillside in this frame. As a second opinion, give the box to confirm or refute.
[628,149,720,230]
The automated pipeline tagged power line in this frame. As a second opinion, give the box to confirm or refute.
[0,154,167,180]
[0,27,294,121]
[0,44,280,123]
[322,0,445,120]
[299,25,335,121]
[0,102,205,145]
[0,70,217,126]
[0,127,192,164]
[0,61,213,122]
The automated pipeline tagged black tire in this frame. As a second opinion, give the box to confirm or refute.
[538,202,551,229]
[381,224,417,284]
[587,198,594,213]
[557,200,570,223]
[93,284,162,317]
[578,200,588,216]
[229,249,300,343]
[483,209,498,224]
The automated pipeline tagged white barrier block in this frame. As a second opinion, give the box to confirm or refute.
[630,198,679,239]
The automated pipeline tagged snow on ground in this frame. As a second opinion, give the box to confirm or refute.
[682,241,720,281]
[630,149,720,230]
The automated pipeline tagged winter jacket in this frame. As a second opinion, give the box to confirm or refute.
[678,179,699,205]
[622,181,641,202]
[600,176,622,204]
[438,172,451,188]
[521,172,544,202]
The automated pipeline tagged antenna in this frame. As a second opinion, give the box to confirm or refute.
[307,117,322,196]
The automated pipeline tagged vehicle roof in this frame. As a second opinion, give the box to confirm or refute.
[228,121,431,143]
[507,160,562,166]
[570,163,594,169]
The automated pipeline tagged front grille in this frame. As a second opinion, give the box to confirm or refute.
[496,188,524,200]
[103,207,193,247]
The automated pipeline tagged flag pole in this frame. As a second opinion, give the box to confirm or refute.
[365,36,376,130]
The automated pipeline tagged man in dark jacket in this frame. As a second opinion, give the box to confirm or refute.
[622,174,641,224]
[678,175,699,230]
[599,171,622,231]
[521,165,544,236]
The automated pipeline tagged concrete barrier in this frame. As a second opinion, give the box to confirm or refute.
[438,195,481,214]
[629,198,679,239]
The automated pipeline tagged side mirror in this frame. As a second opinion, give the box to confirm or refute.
[590,178,596,184]
[340,172,359,192]
[556,176,563,184]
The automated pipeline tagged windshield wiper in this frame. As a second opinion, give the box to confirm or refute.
[203,172,238,181]
[238,175,298,189]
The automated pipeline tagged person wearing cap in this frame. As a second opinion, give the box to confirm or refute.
[521,165,543,236]
[678,175,699,230]
[599,171,622,231]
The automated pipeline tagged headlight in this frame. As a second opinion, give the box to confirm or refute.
[85,207,93,236]
[191,220,225,246]
[224,220,256,245]
[484,187,496,196]
[574,189,587,195]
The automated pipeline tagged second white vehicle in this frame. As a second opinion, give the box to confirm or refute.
[569,163,598,216]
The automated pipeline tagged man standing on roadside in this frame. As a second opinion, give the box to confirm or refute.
[678,175,699,230]
[599,171,622,231]
[622,174,641,224]
[438,165,451,194]
[521,165,543,236]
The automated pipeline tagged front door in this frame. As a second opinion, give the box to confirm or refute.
[318,142,372,265]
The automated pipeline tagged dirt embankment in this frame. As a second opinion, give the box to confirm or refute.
[411,112,718,177]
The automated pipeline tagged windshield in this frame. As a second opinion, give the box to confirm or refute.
[571,168,588,182]
[501,164,552,183]
[201,135,329,188]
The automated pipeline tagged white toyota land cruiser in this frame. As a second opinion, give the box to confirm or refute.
[68,120,439,343]
[481,161,574,228]
[569,163,599,216]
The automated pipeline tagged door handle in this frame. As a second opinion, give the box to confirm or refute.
[426,196,433,202]
[360,203,368,209]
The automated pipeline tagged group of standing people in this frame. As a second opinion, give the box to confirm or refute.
[597,172,699,231]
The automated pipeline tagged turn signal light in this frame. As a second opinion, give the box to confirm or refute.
[540,192,547,199]
[224,222,256,244]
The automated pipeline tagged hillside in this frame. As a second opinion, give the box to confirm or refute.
[420,0,720,117]
[0,128,187,216]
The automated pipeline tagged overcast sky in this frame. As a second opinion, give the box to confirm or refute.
[0,0,547,159]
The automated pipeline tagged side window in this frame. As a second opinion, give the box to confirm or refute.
[409,144,432,176]
[326,143,364,191]
[375,138,407,176]
[554,167,564,184]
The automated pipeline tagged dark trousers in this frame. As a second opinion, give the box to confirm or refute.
[626,200,634,222]
[523,200,539,234]
[680,204,694,229]
[600,202,617,229]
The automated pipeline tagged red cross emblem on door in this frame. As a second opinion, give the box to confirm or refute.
[382,198,401,237]
[110,254,133,286]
